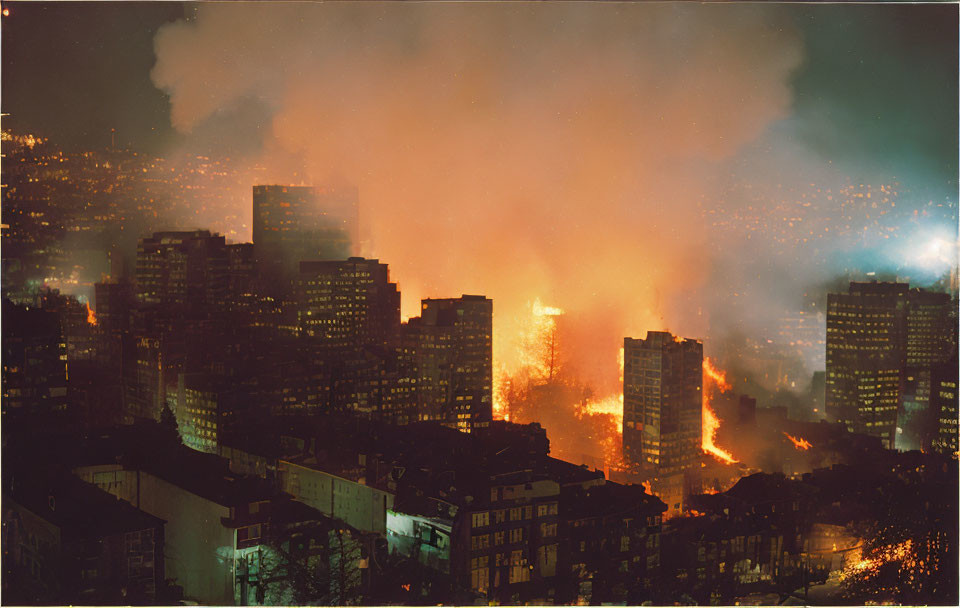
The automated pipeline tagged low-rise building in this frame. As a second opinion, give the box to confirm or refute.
[4,472,165,605]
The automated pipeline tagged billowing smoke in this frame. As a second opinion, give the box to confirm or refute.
[151,3,807,395]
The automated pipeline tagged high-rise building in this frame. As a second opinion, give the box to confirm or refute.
[905,289,953,368]
[95,279,134,332]
[135,230,229,311]
[252,185,359,284]
[810,371,826,420]
[408,295,493,432]
[171,372,249,454]
[297,257,400,349]
[622,331,702,480]
[826,282,954,449]
[1,300,68,417]
[825,282,907,448]
[899,289,955,450]
[931,356,958,456]
[226,242,256,300]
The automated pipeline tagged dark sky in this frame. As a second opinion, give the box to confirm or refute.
[2,1,956,189]
[788,4,958,188]
[2,1,185,151]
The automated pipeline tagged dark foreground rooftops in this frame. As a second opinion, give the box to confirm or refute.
[11,472,164,538]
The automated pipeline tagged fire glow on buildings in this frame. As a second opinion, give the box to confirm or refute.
[2,1,958,606]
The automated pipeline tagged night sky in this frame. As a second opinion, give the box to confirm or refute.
[2,1,186,151]
[3,2,955,187]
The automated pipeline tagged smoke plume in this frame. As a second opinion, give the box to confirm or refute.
[151,3,806,393]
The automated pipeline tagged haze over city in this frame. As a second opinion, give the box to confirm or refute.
[2,2,957,606]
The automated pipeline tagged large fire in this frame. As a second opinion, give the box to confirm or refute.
[524,298,564,382]
[702,357,738,464]
[499,298,625,470]
[85,301,98,326]
[576,345,625,429]
[492,368,508,421]
[502,301,740,471]
[783,432,812,450]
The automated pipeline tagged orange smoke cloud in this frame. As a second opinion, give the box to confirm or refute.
[152,3,802,398]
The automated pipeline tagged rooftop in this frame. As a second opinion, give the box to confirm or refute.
[11,472,164,539]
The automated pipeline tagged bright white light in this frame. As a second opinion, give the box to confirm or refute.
[913,236,957,271]
[899,223,959,276]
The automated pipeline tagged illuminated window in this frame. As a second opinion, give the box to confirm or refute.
[471,534,490,550]
[470,556,490,592]
[471,511,490,528]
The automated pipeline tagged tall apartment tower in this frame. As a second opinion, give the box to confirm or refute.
[622,331,703,478]
[297,257,400,350]
[252,185,359,285]
[135,230,229,311]
[408,295,493,432]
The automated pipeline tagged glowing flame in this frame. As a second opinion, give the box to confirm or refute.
[703,357,732,392]
[572,342,626,471]
[578,393,623,430]
[841,540,914,582]
[532,298,564,317]
[492,362,510,421]
[517,298,564,381]
[85,302,98,326]
[641,480,652,494]
[702,357,737,464]
[573,346,625,426]
[783,432,811,450]
[504,297,625,471]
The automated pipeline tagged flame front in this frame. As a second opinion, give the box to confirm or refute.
[576,345,625,428]
[500,298,624,471]
[703,357,732,392]
[702,357,737,464]
[841,540,913,582]
[521,297,564,382]
[532,298,564,318]
[85,302,98,326]
[492,365,508,421]
[783,432,812,450]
